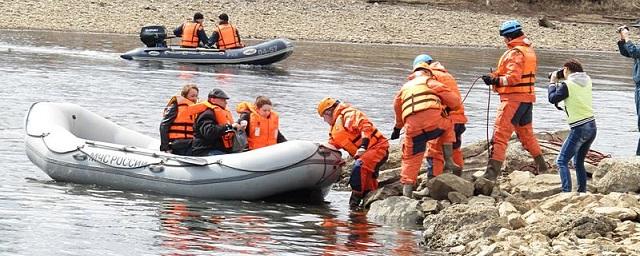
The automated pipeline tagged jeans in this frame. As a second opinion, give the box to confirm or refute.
[636,82,640,155]
[556,120,597,192]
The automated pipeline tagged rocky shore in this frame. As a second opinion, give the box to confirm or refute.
[349,130,640,254]
[0,0,629,51]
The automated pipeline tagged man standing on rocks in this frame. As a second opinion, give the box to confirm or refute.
[409,54,467,178]
[392,60,462,197]
[480,20,547,181]
[617,21,640,155]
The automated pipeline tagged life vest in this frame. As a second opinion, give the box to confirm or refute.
[215,23,241,50]
[493,45,537,94]
[198,101,235,150]
[236,102,280,150]
[399,76,443,121]
[165,96,207,140]
[330,105,385,156]
[180,22,202,48]
[429,62,466,119]
[563,73,594,127]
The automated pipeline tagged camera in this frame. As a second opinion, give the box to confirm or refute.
[548,68,564,80]
[618,25,629,33]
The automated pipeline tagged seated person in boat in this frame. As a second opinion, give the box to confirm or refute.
[235,96,287,150]
[159,84,208,156]
[192,89,245,156]
[207,13,244,50]
[173,12,209,48]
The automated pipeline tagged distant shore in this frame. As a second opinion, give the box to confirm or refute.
[0,0,627,51]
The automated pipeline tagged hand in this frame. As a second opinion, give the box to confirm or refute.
[482,75,495,86]
[549,71,558,83]
[621,28,630,41]
[354,147,366,159]
[390,127,401,140]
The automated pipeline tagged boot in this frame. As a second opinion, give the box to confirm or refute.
[482,159,503,181]
[442,144,462,174]
[402,184,414,198]
[349,191,363,209]
[533,155,548,175]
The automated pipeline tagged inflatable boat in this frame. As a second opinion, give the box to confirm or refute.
[120,26,294,65]
[24,102,343,202]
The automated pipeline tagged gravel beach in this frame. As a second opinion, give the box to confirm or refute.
[0,0,628,51]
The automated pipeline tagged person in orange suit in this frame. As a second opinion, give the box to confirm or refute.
[317,98,389,208]
[159,84,209,156]
[236,96,287,150]
[480,20,547,180]
[410,54,467,178]
[392,60,462,197]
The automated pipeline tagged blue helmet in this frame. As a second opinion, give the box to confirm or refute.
[499,20,522,37]
[412,54,433,69]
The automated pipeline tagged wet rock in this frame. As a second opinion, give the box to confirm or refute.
[448,191,467,204]
[362,179,402,208]
[596,157,640,194]
[367,196,421,226]
[426,173,474,200]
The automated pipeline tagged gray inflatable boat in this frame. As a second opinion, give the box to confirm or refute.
[24,102,343,202]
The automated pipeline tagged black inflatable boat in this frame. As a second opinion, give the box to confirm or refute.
[120,26,294,65]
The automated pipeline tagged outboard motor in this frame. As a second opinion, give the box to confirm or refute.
[140,26,167,48]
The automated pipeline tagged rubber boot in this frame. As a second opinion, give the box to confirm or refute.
[402,184,414,198]
[349,191,363,209]
[442,144,462,176]
[533,155,548,175]
[482,159,503,181]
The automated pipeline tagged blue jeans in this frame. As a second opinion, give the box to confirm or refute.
[636,82,640,155]
[556,120,597,192]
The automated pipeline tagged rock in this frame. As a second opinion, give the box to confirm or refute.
[448,191,467,204]
[538,16,556,29]
[507,213,526,229]
[362,179,402,208]
[477,244,497,256]
[427,173,474,200]
[596,157,640,194]
[412,187,429,200]
[572,215,616,239]
[368,196,421,227]
[498,202,519,217]
[420,199,441,214]
[503,173,563,199]
[592,207,638,221]
[422,204,503,249]
[467,195,496,207]
[474,177,495,196]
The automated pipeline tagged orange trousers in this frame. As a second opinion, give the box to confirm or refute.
[427,123,465,176]
[350,141,389,194]
[400,110,455,185]
[490,101,542,161]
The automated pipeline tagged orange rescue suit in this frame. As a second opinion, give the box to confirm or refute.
[181,22,203,48]
[236,102,280,150]
[166,96,208,140]
[215,24,242,50]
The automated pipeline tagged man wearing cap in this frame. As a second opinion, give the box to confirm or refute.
[618,21,640,155]
[174,12,209,48]
[208,13,244,50]
[192,88,244,156]
[480,20,546,182]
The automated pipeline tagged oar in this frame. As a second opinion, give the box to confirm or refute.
[84,140,209,166]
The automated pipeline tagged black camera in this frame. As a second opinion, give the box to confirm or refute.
[548,68,564,80]
[618,25,629,33]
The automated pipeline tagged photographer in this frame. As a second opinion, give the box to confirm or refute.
[617,21,640,155]
[548,59,596,193]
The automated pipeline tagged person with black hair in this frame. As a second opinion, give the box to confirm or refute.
[208,13,244,50]
[173,12,209,48]
[617,21,640,155]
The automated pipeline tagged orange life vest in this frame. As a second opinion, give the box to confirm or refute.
[236,102,280,150]
[165,96,207,140]
[181,22,202,48]
[429,62,466,120]
[330,105,385,156]
[198,101,235,150]
[493,45,537,94]
[399,76,443,121]
[215,23,241,50]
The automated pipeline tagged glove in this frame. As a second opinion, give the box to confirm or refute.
[354,147,366,159]
[390,127,401,140]
[482,75,496,86]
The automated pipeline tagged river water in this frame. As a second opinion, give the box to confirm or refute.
[0,29,636,255]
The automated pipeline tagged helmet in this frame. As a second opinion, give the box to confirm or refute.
[317,97,339,117]
[412,62,431,72]
[499,20,522,37]
[412,54,433,69]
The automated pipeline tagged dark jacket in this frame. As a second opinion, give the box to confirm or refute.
[192,108,232,156]
[618,39,640,83]
[547,81,569,105]
[159,102,178,151]
[238,112,287,144]
[174,23,209,47]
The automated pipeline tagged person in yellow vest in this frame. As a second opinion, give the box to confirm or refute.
[159,84,209,156]
[548,59,597,192]
[173,12,209,48]
[192,89,245,156]
[480,20,547,181]
[317,98,389,208]
[208,13,244,50]
[236,96,287,150]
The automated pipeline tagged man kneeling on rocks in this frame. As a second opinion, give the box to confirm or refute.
[392,60,462,197]
[317,97,389,208]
